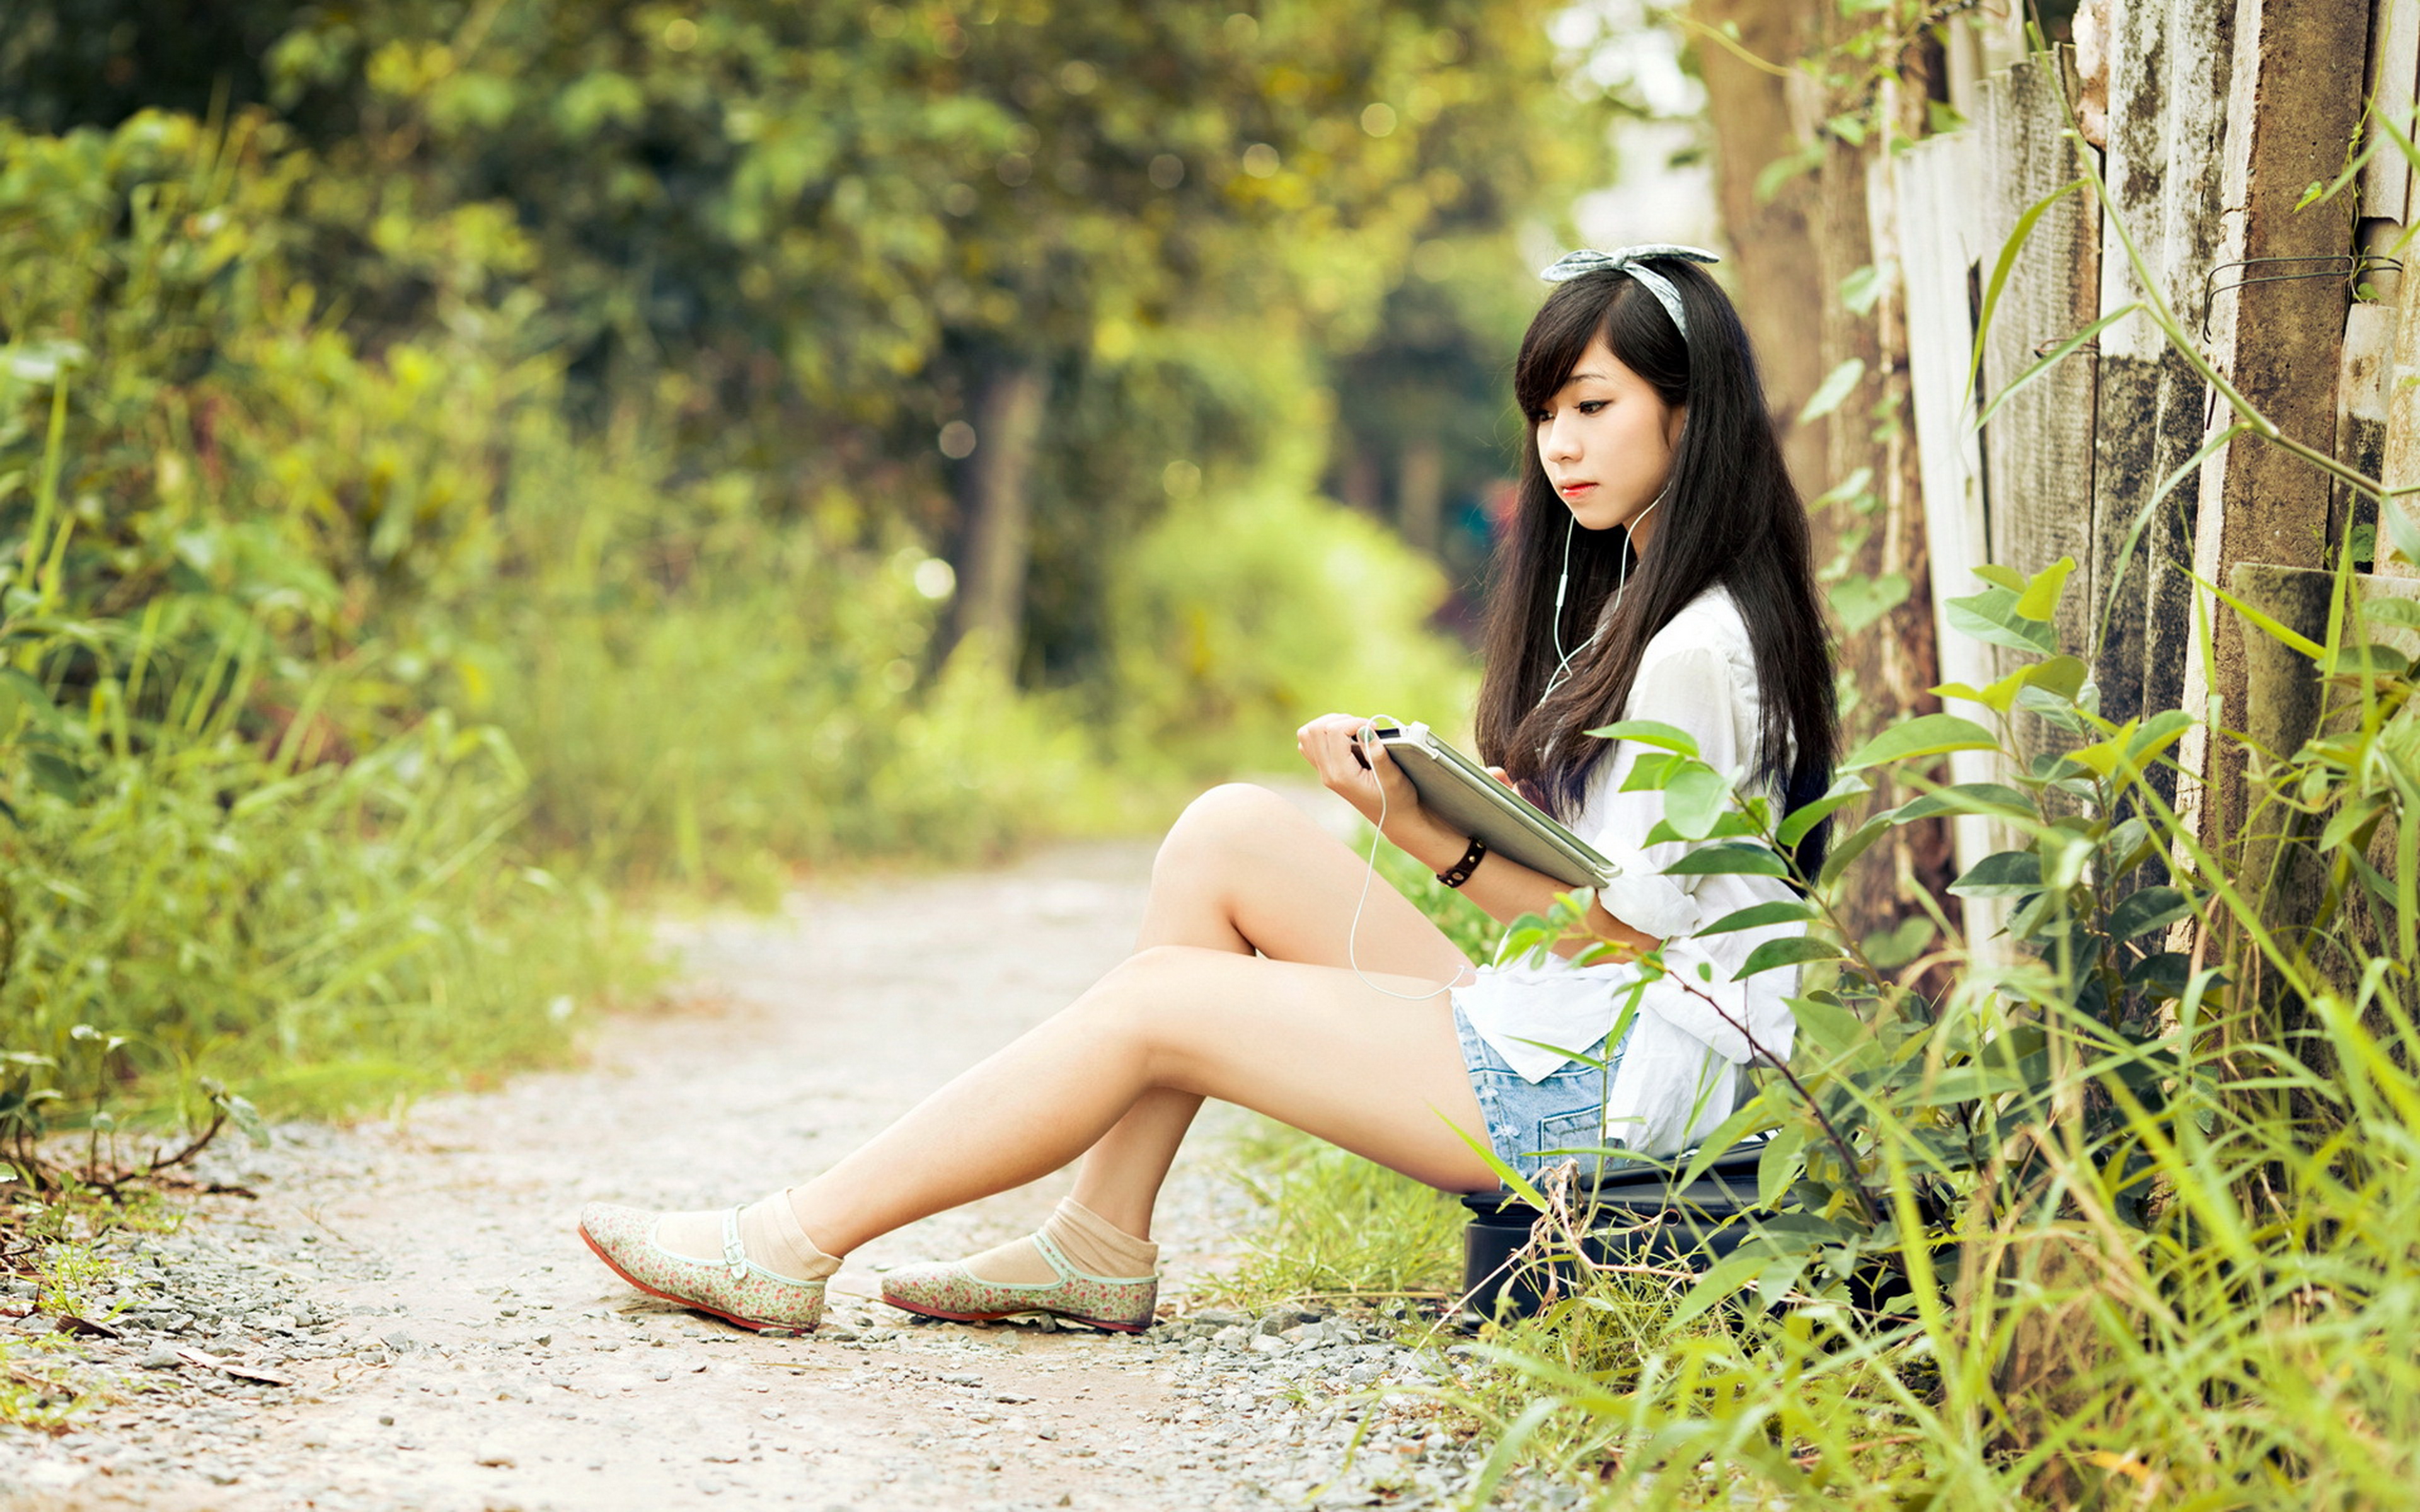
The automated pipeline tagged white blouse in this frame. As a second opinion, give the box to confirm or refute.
[1451,583,1805,1157]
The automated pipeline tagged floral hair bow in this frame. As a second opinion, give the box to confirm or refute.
[1536,244,1721,338]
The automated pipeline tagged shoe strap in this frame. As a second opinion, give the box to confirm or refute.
[720,1207,749,1281]
[1028,1228,1081,1285]
[1028,1228,1152,1285]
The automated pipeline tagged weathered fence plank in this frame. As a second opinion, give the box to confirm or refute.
[2337,303,2395,563]
[2383,256,2420,578]
[2179,0,2368,846]
[2092,0,2236,738]
[2364,0,2420,224]
[1973,54,2100,750]
[1893,130,2005,943]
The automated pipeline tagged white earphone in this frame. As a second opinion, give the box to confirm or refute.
[1540,485,1665,705]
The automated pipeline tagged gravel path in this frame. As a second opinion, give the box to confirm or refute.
[0,839,1522,1512]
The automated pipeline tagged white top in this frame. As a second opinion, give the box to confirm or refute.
[1451,583,1804,1157]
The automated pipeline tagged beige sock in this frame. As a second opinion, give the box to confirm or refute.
[962,1196,1160,1284]
[654,1191,842,1284]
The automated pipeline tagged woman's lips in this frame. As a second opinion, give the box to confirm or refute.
[1557,481,1596,498]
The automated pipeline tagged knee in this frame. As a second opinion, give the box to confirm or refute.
[1068,945,1198,1049]
[1155,782,1294,886]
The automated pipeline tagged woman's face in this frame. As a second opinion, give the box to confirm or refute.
[1531,333,1685,547]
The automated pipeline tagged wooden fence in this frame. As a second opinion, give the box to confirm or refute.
[1877,0,2416,939]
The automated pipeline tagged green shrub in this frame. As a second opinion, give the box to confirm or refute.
[468,423,1131,898]
[1110,478,1479,776]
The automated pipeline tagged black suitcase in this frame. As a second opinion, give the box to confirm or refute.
[1458,1140,1768,1322]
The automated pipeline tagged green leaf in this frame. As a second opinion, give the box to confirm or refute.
[1672,1243,1772,1325]
[1893,782,2036,823]
[0,668,62,730]
[221,1092,270,1149]
[1798,357,1867,425]
[1946,587,2059,654]
[1786,994,1867,1059]
[2124,710,2194,764]
[1663,844,1790,878]
[1810,468,1874,510]
[1933,654,2087,715]
[1949,849,2043,897]
[1756,1123,1808,1209]
[1861,915,1935,968]
[1679,1097,1787,1185]
[2021,653,2088,700]
[2359,596,2420,629]
[1620,751,1690,791]
[1736,936,1843,980]
[2324,644,2413,679]
[2382,493,2420,568]
[1777,775,1870,848]
[1661,763,1732,840]
[1840,713,2001,770]
[1585,719,1700,756]
[1914,1065,2032,1106]
[1828,571,1910,635]
[28,750,86,799]
[2189,570,2324,659]
[1971,564,2028,592]
[1975,302,2138,429]
[1968,177,2089,402]
[1645,811,1760,845]
[1436,1107,1553,1212]
[2106,885,2191,939]
[1816,812,1891,890]
[1840,262,1887,316]
[1933,673,2025,714]
[1697,900,1820,937]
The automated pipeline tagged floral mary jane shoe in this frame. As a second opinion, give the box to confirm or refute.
[578,1202,826,1334]
[880,1230,1157,1332]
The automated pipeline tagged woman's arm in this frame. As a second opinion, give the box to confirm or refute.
[1294,713,1659,960]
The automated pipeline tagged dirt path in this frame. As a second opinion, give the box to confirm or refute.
[1,837,1495,1512]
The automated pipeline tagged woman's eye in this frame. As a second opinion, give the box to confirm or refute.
[1577,400,1608,415]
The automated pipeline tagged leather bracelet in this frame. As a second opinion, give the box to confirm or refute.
[1436,835,1488,890]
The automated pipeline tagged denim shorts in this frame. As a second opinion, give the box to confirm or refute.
[1451,1002,1632,1182]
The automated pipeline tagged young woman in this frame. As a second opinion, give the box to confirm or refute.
[576,246,1838,1336]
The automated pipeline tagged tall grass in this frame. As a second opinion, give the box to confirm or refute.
[0,596,643,1125]
[1209,1119,1471,1313]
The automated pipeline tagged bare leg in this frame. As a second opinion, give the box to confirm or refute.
[786,946,1497,1256]
[1073,785,1477,1235]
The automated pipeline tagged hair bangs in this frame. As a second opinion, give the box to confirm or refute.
[1513,278,1621,416]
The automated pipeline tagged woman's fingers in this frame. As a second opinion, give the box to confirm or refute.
[1294,714,1382,802]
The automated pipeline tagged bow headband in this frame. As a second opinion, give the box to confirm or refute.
[1537,244,1720,338]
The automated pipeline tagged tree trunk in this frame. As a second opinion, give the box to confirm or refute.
[950,362,1049,668]
[1695,0,1954,955]
[1398,438,1444,554]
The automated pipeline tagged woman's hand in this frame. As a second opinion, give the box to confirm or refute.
[1294,713,1436,849]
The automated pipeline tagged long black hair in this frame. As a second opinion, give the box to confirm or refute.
[1472,260,1838,873]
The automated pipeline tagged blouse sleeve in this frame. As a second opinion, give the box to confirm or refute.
[1580,643,1751,941]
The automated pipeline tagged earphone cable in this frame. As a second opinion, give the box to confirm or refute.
[1344,718,1458,1003]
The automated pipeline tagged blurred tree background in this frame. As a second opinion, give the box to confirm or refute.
[0,0,1623,1113]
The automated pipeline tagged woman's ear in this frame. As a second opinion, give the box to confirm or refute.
[1664,403,1688,452]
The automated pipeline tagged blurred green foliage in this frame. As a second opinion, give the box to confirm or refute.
[0,3,1615,1124]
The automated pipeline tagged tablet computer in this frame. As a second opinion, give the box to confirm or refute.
[1359,721,1618,890]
